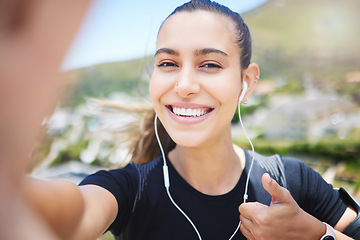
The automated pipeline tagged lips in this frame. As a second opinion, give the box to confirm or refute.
[166,105,214,118]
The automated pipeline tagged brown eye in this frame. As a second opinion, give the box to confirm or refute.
[201,63,222,69]
[157,62,178,68]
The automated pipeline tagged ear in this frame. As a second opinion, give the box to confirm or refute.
[239,63,260,104]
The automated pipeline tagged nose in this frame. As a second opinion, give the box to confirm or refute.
[174,66,200,98]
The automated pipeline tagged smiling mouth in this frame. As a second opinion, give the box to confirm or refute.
[167,105,214,118]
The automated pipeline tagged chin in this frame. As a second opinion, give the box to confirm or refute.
[167,130,208,149]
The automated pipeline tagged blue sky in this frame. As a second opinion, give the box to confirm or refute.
[61,0,266,70]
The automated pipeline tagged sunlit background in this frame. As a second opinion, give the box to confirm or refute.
[61,0,267,70]
[32,1,360,230]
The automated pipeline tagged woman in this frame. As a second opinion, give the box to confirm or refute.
[27,0,359,239]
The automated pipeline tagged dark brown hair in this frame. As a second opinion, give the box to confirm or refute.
[162,0,252,69]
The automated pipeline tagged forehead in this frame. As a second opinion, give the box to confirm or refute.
[157,10,239,55]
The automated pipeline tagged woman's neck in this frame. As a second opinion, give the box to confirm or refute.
[168,139,245,196]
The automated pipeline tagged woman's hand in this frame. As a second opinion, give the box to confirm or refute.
[238,173,325,240]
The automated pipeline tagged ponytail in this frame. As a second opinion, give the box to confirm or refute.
[89,99,175,167]
[128,109,175,164]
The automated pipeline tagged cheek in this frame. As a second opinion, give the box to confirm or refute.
[149,72,160,104]
[206,73,242,106]
[206,74,242,123]
[148,75,156,103]
[149,71,172,109]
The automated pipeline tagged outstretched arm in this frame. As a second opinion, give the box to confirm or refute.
[24,178,118,240]
[239,173,356,240]
[23,178,85,240]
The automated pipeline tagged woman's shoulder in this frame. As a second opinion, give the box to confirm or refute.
[244,149,315,188]
[279,155,315,175]
[247,149,309,170]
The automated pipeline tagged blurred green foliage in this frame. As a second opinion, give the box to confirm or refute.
[244,0,360,96]
[51,139,89,167]
[62,56,153,107]
[234,134,360,164]
[98,231,115,240]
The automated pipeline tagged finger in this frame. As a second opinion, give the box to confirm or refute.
[239,202,268,219]
[262,173,291,205]
[240,221,255,240]
[239,214,253,229]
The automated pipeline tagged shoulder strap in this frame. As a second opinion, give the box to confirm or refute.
[339,187,360,238]
[246,150,287,189]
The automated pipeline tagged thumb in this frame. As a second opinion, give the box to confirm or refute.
[262,173,290,205]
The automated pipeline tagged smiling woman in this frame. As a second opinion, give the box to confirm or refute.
[150,10,246,148]
[77,1,358,240]
[24,0,359,240]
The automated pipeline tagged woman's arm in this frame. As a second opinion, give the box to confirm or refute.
[23,178,118,240]
[73,185,118,240]
[336,207,357,232]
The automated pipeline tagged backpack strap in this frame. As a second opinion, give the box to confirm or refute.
[246,150,287,189]
[339,187,360,239]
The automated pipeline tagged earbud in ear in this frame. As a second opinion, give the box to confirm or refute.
[239,81,248,102]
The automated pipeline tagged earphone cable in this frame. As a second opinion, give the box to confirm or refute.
[154,112,254,240]
[154,115,202,240]
[228,103,256,239]
[238,102,255,203]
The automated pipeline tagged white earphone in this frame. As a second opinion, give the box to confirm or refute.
[239,81,248,102]
[154,80,255,240]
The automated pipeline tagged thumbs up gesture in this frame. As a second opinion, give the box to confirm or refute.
[238,173,325,240]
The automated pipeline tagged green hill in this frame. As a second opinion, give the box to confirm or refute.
[62,0,360,107]
[62,56,153,107]
[243,0,360,94]
[245,0,360,57]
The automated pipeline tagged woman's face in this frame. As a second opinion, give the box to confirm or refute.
[149,10,243,148]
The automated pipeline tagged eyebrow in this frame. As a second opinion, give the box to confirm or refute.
[154,47,228,57]
[155,48,179,56]
[195,48,228,57]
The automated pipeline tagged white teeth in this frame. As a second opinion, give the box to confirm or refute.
[172,107,209,117]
